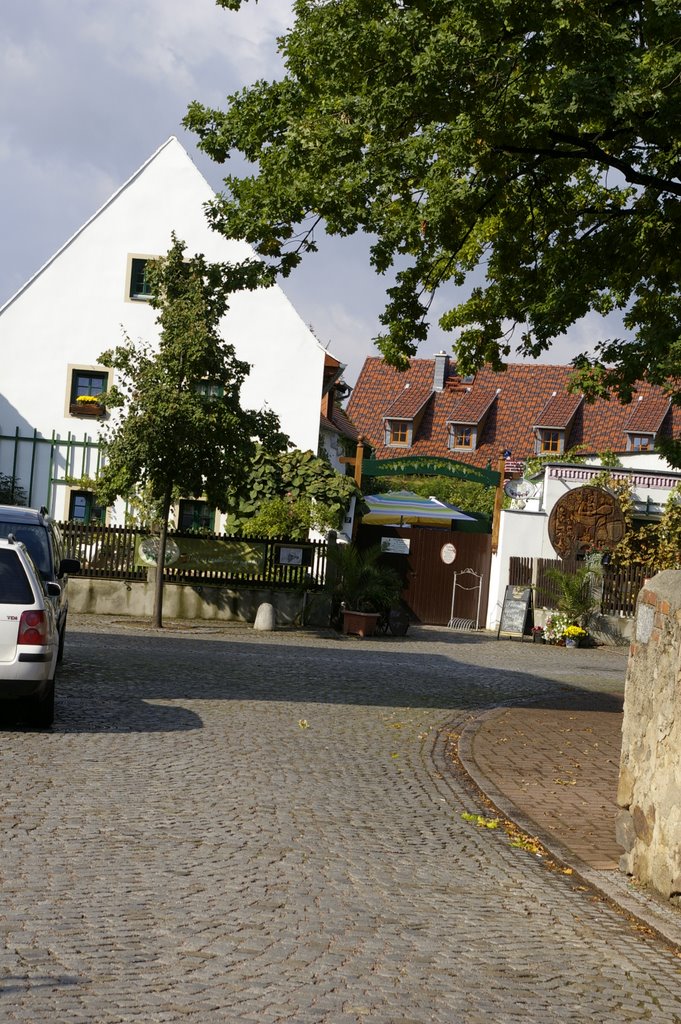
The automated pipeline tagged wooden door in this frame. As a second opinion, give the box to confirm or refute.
[357,525,492,626]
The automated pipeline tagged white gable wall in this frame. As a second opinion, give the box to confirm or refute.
[0,138,326,517]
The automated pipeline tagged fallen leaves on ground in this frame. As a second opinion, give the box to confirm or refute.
[460,811,573,873]
[461,812,500,829]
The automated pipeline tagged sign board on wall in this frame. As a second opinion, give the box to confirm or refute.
[136,536,266,573]
[381,537,411,555]
[278,547,304,566]
[440,543,457,564]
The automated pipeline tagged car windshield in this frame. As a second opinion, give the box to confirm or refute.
[0,524,50,578]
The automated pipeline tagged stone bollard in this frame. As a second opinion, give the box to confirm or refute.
[253,602,276,631]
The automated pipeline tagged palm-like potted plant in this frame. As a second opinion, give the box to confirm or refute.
[330,543,402,637]
[545,562,601,644]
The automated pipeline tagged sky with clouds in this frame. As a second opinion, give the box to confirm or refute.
[1,0,621,386]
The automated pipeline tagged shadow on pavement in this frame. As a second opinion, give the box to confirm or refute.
[13,625,629,734]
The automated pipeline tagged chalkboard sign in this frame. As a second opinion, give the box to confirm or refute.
[497,585,533,640]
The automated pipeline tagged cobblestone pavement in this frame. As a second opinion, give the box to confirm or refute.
[0,618,679,1023]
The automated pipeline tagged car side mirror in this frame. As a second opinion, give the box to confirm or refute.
[58,557,81,577]
[46,582,62,597]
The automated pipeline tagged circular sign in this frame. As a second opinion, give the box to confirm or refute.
[138,536,181,567]
[440,543,457,565]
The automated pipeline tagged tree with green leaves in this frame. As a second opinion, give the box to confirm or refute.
[186,0,681,466]
[0,474,27,507]
[97,235,286,627]
[227,446,358,539]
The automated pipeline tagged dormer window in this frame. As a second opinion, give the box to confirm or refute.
[448,424,475,451]
[386,420,411,447]
[537,429,563,455]
[445,388,497,453]
[627,433,654,453]
[533,392,582,456]
[381,383,434,448]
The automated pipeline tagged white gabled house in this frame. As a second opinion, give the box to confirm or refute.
[0,137,335,527]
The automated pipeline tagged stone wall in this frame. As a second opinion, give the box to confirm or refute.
[616,570,681,902]
[68,576,332,628]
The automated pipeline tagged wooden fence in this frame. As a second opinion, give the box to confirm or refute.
[509,555,651,619]
[59,522,329,590]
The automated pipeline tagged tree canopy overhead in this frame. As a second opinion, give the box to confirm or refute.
[186,0,681,428]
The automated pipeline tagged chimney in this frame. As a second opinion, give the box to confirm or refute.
[433,351,449,392]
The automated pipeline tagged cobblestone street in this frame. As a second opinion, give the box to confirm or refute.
[0,618,679,1023]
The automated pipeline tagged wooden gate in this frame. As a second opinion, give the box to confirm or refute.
[357,525,492,626]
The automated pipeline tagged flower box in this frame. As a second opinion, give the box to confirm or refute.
[70,401,105,417]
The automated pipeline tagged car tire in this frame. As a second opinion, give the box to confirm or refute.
[57,619,66,662]
[30,677,55,729]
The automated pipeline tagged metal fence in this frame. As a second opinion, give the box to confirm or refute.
[59,522,329,590]
[509,555,652,619]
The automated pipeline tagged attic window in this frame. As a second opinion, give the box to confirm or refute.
[627,433,654,453]
[386,420,411,447]
[536,429,563,455]
[448,424,476,451]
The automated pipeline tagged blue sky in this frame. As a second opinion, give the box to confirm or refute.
[1,0,615,386]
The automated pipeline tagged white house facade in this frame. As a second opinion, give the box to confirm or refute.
[0,137,331,526]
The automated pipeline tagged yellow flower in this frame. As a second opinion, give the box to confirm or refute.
[564,625,587,638]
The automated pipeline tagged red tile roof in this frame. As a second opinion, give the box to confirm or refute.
[382,382,434,419]
[446,387,499,425]
[623,394,671,434]
[534,392,583,430]
[329,405,359,441]
[346,357,679,468]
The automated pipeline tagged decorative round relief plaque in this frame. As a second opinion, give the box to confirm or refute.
[548,486,626,559]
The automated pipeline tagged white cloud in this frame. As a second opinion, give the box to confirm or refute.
[0,0,631,380]
[80,0,290,94]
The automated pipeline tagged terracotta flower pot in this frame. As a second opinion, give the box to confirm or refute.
[342,609,381,638]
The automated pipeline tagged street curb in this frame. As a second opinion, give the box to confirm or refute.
[457,706,681,953]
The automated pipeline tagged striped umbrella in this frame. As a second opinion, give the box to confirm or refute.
[361,490,476,526]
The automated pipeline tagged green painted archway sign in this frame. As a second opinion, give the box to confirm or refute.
[361,456,500,489]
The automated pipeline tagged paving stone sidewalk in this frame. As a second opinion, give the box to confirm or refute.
[0,617,679,1023]
[451,649,681,949]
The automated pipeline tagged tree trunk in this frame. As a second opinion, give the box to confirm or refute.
[152,486,173,628]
